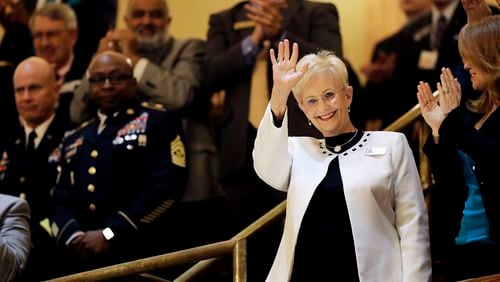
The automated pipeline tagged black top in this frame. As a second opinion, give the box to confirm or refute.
[291,131,362,282]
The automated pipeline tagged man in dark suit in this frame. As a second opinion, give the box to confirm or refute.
[361,0,431,129]
[52,51,187,274]
[29,3,87,123]
[0,56,70,280]
[206,0,342,228]
[393,0,467,118]
[205,0,342,279]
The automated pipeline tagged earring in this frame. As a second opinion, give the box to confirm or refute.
[348,106,351,113]
[308,120,312,126]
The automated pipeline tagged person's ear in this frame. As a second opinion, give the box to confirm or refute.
[345,86,353,106]
[69,28,78,47]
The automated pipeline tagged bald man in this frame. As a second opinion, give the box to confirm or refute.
[0,56,71,280]
[52,51,187,273]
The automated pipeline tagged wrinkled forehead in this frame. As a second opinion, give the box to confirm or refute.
[301,69,343,93]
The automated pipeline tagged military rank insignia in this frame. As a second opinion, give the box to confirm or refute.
[114,113,148,145]
[0,151,9,181]
[49,144,63,163]
[65,136,84,159]
[0,151,9,172]
[170,135,186,168]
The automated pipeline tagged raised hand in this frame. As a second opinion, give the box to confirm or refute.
[417,81,444,137]
[245,0,287,43]
[417,68,461,138]
[360,51,397,85]
[437,67,461,115]
[462,0,491,23]
[269,39,308,119]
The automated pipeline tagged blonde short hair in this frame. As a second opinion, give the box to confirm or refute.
[292,50,348,99]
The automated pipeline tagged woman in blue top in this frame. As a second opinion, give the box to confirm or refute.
[417,15,500,281]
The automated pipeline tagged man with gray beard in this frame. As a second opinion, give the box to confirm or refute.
[69,0,223,255]
[71,0,205,119]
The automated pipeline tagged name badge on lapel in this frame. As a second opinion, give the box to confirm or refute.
[366,146,387,156]
[418,50,438,70]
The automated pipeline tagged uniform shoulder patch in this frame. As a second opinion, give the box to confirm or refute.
[64,118,95,138]
[170,135,186,168]
[141,101,166,112]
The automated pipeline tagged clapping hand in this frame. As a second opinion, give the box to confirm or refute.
[269,39,308,120]
[360,51,397,85]
[417,67,461,138]
[97,28,140,65]
[245,0,287,43]
[462,0,491,23]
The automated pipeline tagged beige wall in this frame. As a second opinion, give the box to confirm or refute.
[117,0,407,84]
[116,0,498,84]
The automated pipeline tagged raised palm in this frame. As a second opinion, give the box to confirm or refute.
[417,82,446,134]
[270,39,308,97]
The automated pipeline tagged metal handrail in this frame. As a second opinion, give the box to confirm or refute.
[174,201,286,281]
[49,240,236,281]
[49,102,426,282]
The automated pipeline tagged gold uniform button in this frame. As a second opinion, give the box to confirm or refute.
[89,203,96,211]
[88,167,96,175]
[90,150,98,158]
[87,184,95,193]
[126,108,135,115]
[19,176,26,183]
[19,193,27,199]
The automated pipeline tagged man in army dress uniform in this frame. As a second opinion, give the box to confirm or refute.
[0,56,70,280]
[52,51,187,273]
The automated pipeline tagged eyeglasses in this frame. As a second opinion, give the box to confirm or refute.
[88,73,132,86]
[302,90,343,109]
[32,30,66,41]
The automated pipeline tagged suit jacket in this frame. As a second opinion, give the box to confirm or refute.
[70,0,117,68]
[253,107,431,281]
[0,65,18,147]
[362,24,408,126]
[205,0,343,179]
[392,4,467,116]
[0,21,33,67]
[57,55,88,127]
[0,194,31,282]
[53,99,187,252]
[423,107,500,259]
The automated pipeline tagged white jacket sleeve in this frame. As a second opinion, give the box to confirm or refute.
[253,105,293,192]
[393,134,432,282]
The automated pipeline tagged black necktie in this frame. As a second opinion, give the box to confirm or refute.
[26,131,37,154]
[434,14,447,49]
